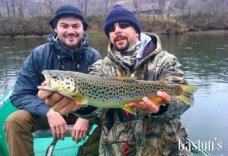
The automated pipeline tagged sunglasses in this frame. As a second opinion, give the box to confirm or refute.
[108,22,131,32]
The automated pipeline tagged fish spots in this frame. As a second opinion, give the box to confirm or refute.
[42,70,195,109]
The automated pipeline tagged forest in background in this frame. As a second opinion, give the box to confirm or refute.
[0,0,227,37]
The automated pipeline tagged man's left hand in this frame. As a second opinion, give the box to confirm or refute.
[72,118,89,142]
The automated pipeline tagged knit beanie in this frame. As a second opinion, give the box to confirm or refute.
[49,5,88,30]
[104,5,141,38]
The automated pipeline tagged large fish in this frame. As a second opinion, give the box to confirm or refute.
[38,70,197,114]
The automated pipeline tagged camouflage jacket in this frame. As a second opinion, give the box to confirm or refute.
[85,33,194,156]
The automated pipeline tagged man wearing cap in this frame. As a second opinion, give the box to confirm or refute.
[4,5,101,156]
[89,5,194,155]
[40,5,194,155]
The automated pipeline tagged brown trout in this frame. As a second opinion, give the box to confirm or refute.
[38,70,197,114]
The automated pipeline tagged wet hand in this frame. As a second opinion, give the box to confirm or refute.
[47,108,69,140]
[72,118,89,142]
[128,91,171,114]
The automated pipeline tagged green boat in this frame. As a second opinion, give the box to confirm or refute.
[0,89,97,156]
[0,89,211,156]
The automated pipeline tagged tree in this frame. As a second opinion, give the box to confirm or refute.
[16,0,27,17]
[158,0,168,19]
[84,0,89,16]
[11,0,16,16]
[0,0,10,16]
[105,0,110,13]
[44,0,56,16]
[133,0,140,17]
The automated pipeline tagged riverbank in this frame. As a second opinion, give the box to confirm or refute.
[0,14,227,38]
[1,30,228,40]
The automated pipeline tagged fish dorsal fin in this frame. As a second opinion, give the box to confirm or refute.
[116,77,137,83]
[159,79,169,84]
[114,74,137,83]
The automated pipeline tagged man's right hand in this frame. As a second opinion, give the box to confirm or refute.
[38,82,81,115]
[47,108,69,140]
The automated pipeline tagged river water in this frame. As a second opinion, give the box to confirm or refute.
[0,31,228,155]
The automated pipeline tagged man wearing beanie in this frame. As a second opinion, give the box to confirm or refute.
[88,5,194,155]
[4,5,101,156]
[41,5,195,155]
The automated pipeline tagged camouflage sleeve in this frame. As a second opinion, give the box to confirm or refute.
[89,57,118,77]
[89,59,107,77]
[147,51,193,121]
[74,107,107,120]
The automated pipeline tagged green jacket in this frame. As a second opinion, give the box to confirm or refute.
[86,33,193,156]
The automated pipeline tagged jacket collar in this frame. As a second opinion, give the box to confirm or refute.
[107,33,162,69]
[48,33,88,60]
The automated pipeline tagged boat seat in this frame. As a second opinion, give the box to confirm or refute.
[33,125,73,138]
[32,125,74,156]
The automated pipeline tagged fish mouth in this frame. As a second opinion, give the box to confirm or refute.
[41,70,53,88]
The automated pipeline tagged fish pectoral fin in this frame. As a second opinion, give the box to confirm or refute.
[122,104,136,115]
[73,95,88,105]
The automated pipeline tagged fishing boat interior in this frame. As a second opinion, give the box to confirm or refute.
[0,89,97,156]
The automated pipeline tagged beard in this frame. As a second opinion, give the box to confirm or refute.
[113,35,130,53]
[114,42,130,53]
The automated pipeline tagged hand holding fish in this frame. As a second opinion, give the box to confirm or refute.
[128,91,171,114]
[39,82,90,141]
[38,82,81,115]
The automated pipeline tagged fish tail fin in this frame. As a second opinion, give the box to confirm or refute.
[175,84,198,105]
